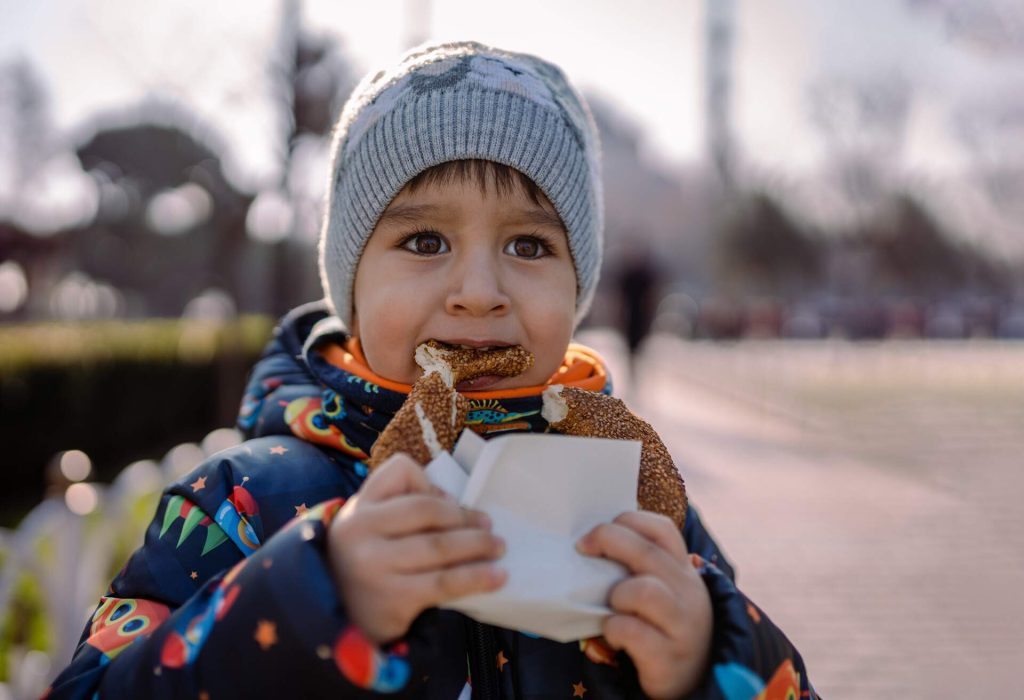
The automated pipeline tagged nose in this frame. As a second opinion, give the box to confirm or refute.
[445,251,511,316]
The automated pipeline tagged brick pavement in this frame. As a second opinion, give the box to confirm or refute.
[577,330,1024,699]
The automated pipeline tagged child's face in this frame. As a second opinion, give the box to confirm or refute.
[351,174,577,390]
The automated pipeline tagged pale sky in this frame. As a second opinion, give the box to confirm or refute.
[1,0,1020,192]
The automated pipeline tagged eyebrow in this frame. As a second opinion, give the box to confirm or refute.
[514,208,566,230]
[378,202,565,229]
[377,203,440,226]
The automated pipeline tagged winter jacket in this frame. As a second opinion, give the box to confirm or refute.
[45,302,817,700]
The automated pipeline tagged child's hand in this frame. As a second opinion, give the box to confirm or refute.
[327,453,507,646]
[577,512,713,700]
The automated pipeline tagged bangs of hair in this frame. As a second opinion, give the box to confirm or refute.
[405,159,545,206]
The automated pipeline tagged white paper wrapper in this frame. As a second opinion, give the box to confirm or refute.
[426,430,641,642]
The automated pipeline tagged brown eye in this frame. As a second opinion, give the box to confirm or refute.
[506,236,545,258]
[401,232,448,255]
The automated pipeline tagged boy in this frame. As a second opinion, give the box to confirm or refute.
[46,42,815,699]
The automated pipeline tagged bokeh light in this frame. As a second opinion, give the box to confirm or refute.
[14,153,100,234]
[59,449,92,482]
[181,288,236,321]
[116,459,162,493]
[245,189,294,243]
[201,427,243,456]
[64,482,99,515]
[0,260,29,313]
[144,182,213,235]
[163,442,206,480]
[48,272,123,319]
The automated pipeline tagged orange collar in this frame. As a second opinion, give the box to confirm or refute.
[319,338,608,398]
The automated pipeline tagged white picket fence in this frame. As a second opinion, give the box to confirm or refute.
[0,428,242,700]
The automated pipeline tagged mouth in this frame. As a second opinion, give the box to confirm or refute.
[455,374,505,391]
[431,339,515,352]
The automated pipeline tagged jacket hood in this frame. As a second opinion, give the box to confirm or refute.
[237,302,613,464]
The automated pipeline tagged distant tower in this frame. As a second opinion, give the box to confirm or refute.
[404,0,432,49]
[705,0,736,187]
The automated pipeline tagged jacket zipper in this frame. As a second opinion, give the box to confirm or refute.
[469,619,497,700]
[511,631,523,700]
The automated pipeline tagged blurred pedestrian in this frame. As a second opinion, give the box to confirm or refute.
[616,241,662,376]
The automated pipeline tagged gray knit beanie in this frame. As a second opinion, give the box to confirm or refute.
[318,41,603,329]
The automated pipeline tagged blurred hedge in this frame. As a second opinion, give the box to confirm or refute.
[0,316,275,527]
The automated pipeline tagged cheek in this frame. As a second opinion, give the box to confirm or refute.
[536,270,577,331]
[355,307,418,379]
[352,260,414,380]
[519,259,576,301]
[524,298,576,382]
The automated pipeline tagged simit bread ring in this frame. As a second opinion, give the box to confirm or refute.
[541,384,687,528]
[366,341,534,469]
[366,371,468,469]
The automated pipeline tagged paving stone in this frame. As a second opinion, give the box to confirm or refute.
[577,331,1024,699]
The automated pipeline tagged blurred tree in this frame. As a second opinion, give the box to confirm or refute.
[807,73,911,224]
[954,99,1024,217]
[714,191,823,298]
[806,73,913,300]
[868,194,1007,296]
[907,0,1024,297]
[906,0,1024,55]
[78,120,222,196]
[74,112,251,317]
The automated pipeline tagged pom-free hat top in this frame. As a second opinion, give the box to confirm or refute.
[318,41,604,329]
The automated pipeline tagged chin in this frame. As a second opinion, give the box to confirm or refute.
[501,373,544,390]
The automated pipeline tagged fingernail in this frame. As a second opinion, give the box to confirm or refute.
[576,535,592,554]
[477,512,493,529]
[493,536,506,556]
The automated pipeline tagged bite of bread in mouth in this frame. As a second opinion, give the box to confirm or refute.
[417,340,534,386]
[367,342,535,469]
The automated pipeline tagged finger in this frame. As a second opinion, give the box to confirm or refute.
[366,494,492,536]
[358,453,432,502]
[612,511,689,561]
[411,561,508,607]
[577,522,683,584]
[602,614,686,699]
[601,613,669,659]
[389,529,505,573]
[607,575,685,639]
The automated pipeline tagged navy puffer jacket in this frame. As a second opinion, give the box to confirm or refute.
[45,303,817,700]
